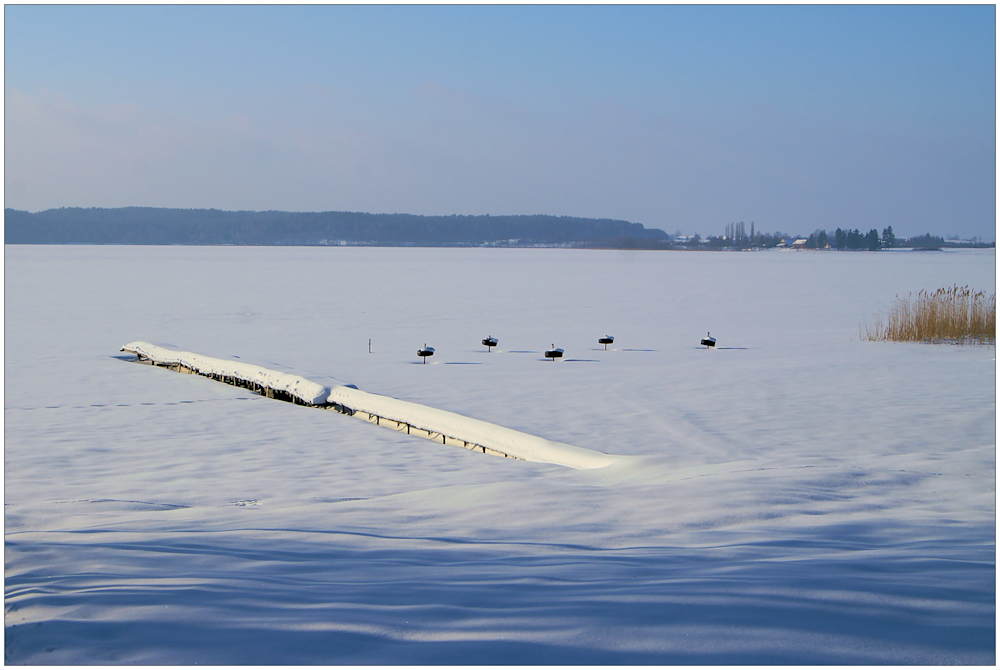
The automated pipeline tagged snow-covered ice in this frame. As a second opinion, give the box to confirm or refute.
[5,245,995,663]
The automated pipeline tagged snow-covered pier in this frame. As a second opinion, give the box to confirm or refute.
[121,341,330,405]
[120,341,615,470]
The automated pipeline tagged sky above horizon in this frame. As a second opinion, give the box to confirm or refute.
[5,5,996,239]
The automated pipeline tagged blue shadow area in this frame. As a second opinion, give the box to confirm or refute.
[5,522,994,664]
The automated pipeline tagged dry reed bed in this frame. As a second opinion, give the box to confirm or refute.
[861,285,995,344]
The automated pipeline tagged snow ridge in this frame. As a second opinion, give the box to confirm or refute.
[120,341,616,470]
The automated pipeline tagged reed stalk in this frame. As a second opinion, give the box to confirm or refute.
[860,285,995,345]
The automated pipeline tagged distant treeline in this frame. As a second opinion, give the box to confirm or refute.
[5,208,989,250]
[678,223,993,251]
[4,207,668,247]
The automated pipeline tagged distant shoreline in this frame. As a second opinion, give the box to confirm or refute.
[4,207,992,249]
[6,243,994,253]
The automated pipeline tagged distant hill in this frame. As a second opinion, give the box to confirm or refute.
[4,207,670,247]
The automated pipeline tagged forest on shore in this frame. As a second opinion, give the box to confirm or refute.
[677,222,992,251]
[4,207,667,247]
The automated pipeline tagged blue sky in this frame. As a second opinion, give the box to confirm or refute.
[5,5,995,238]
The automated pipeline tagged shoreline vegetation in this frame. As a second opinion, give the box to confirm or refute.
[4,208,993,249]
[860,285,996,345]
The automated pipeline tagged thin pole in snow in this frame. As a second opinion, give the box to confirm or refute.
[368,338,372,353]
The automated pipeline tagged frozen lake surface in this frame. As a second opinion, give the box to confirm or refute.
[5,245,995,663]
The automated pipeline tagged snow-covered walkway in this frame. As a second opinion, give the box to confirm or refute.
[120,340,617,469]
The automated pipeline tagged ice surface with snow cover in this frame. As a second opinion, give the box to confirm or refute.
[6,246,994,665]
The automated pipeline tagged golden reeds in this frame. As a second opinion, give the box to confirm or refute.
[861,285,995,345]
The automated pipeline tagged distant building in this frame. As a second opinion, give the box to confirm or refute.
[792,238,808,249]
